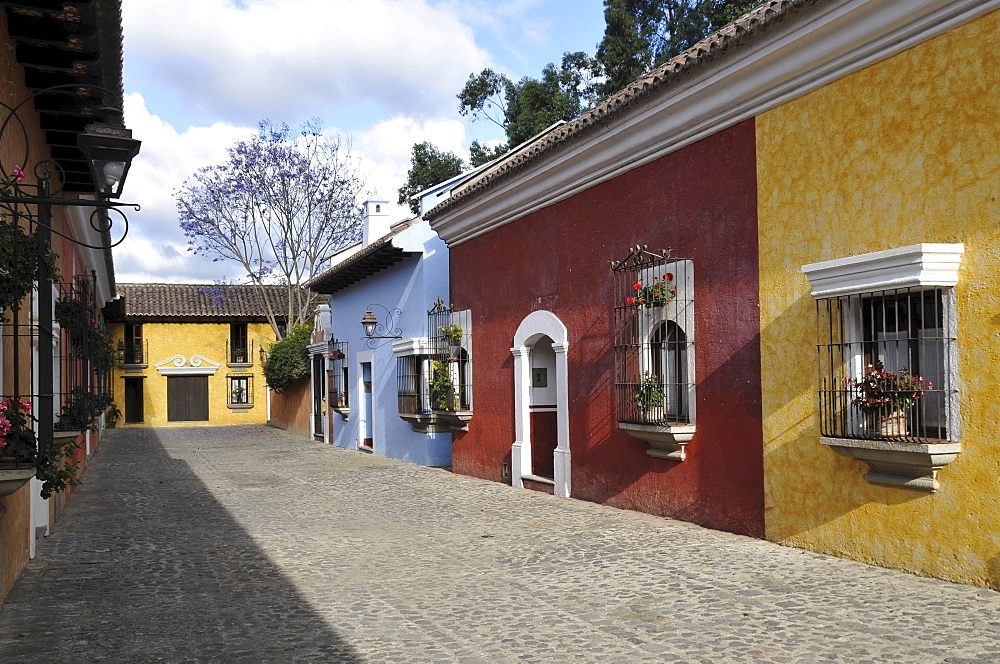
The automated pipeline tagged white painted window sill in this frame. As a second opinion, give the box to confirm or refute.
[820,436,961,492]
[619,422,695,461]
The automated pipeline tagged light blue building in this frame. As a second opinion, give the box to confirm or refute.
[306,196,470,467]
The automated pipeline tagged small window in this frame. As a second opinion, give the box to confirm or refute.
[611,247,695,426]
[397,355,431,415]
[124,323,144,365]
[229,323,250,364]
[228,374,253,408]
[427,298,472,412]
[804,244,963,444]
[814,288,955,441]
[328,341,349,410]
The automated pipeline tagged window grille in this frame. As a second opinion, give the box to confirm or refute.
[123,323,145,365]
[54,274,112,431]
[328,340,349,408]
[228,324,252,364]
[816,287,956,443]
[611,246,695,426]
[427,298,472,412]
[227,374,253,407]
[396,355,427,415]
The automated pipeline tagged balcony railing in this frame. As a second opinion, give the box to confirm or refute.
[122,340,146,366]
[226,339,254,365]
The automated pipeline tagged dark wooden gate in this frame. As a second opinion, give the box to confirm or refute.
[124,376,144,423]
[167,375,209,422]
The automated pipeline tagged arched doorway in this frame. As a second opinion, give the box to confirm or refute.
[511,310,570,498]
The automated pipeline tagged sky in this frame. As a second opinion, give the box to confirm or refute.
[116,0,608,284]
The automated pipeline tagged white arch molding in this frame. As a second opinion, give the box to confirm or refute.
[511,310,571,498]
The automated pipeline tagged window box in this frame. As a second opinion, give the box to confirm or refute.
[820,437,961,492]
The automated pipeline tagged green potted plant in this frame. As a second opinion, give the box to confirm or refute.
[634,373,666,423]
[437,324,463,346]
[106,402,122,428]
[429,360,458,411]
[847,362,932,437]
[56,387,112,433]
[231,385,247,404]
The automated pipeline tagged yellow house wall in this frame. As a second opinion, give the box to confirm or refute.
[756,10,1000,587]
[109,321,276,427]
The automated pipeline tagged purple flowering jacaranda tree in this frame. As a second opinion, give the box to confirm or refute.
[175,119,364,337]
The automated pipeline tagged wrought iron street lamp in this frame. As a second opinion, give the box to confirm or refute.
[360,304,402,348]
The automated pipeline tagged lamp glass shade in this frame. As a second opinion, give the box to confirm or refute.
[361,310,378,338]
[77,123,141,198]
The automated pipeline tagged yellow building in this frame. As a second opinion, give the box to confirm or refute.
[106,284,289,427]
[756,6,999,587]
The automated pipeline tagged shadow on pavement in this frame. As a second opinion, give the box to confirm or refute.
[0,427,361,663]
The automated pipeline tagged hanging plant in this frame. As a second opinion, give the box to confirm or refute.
[0,218,61,313]
[54,299,117,372]
[0,166,61,313]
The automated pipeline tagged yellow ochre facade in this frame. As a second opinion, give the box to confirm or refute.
[109,320,276,427]
[756,10,1000,587]
[105,284,292,429]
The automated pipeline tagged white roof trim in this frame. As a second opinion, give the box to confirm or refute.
[154,354,221,376]
[801,243,964,298]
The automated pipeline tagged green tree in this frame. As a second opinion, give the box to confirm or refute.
[397,142,465,215]
[595,0,761,97]
[458,52,598,151]
[468,140,508,168]
[262,324,312,392]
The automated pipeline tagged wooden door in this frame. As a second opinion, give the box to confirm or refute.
[167,375,209,422]
[124,377,144,423]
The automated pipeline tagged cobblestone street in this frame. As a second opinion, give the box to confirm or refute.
[1,425,998,663]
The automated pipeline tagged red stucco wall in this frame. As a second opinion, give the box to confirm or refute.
[449,120,764,537]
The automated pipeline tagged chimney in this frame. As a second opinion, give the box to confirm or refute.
[362,197,390,246]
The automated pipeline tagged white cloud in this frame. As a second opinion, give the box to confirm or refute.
[122,0,493,127]
[352,115,469,219]
[115,93,252,283]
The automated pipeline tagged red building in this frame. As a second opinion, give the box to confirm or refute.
[428,113,764,535]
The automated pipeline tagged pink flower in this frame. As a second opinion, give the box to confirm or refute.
[12,165,24,183]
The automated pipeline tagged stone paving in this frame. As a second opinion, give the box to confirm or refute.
[1,426,999,663]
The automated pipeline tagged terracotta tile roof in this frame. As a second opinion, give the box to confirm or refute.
[426,0,814,218]
[108,283,295,320]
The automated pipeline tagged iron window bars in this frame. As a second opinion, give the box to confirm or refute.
[427,298,471,413]
[611,246,695,427]
[815,287,956,443]
[55,274,112,432]
[227,324,253,365]
[328,340,349,409]
[227,374,253,407]
[122,323,145,365]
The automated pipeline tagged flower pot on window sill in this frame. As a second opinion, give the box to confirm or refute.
[820,436,961,492]
[620,422,696,461]
[865,409,909,437]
